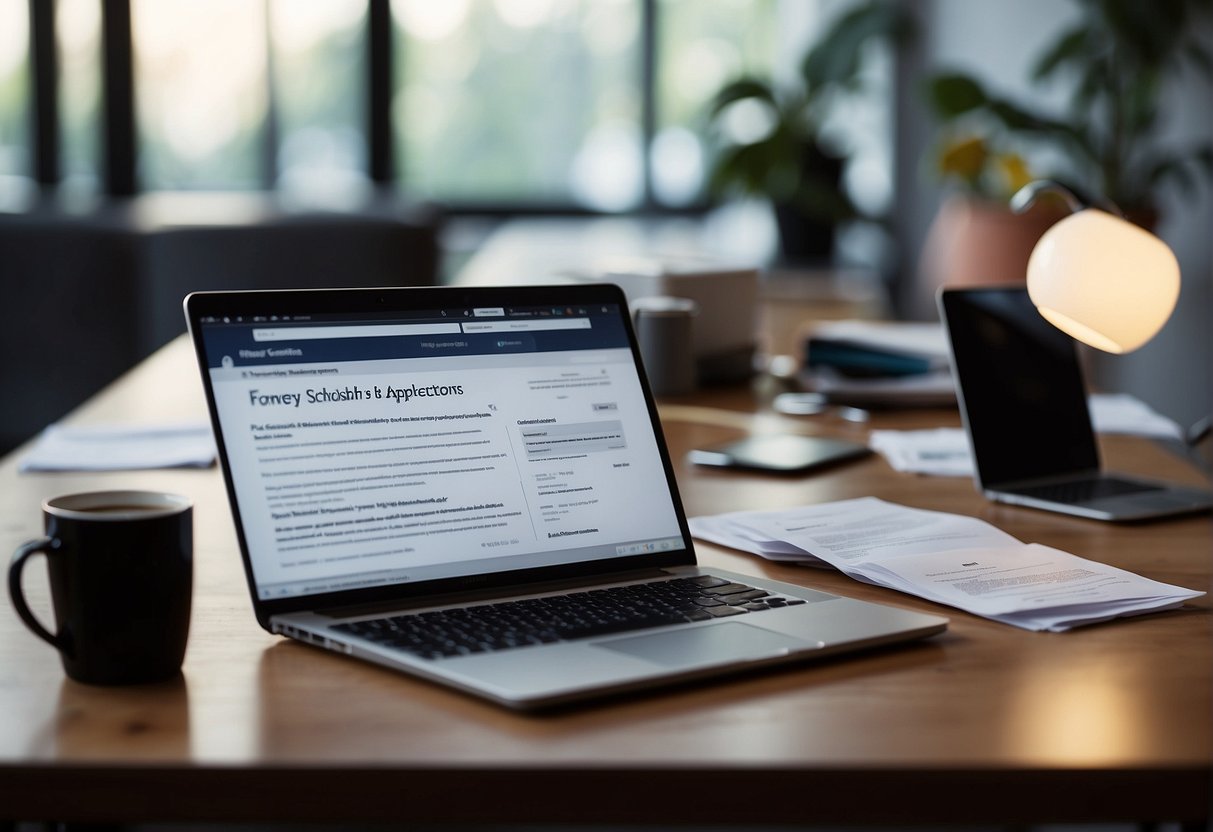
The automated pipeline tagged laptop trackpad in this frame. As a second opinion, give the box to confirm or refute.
[593,623,814,668]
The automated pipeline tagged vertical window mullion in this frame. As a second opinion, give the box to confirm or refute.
[641,0,657,209]
[262,0,279,190]
[29,0,59,188]
[368,0,393,186]
[100,0,135,195]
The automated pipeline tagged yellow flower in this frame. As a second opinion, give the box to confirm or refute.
[995,153,1033,193]
[938,135,988,180]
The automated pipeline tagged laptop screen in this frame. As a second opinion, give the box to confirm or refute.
[189,288,688,604]
[939,287,1099,486]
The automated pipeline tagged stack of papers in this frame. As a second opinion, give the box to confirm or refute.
[1088,393,1185,439]
[20,422,217,472]
[869,428,972,476]
[690,497,1203,631]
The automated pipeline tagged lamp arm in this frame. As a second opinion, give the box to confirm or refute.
[1010,180,1124,219]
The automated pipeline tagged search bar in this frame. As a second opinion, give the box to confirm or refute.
[461,318,592,333]
[252,323,462,342]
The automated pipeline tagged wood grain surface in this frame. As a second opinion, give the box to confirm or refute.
[0,338,1207,824]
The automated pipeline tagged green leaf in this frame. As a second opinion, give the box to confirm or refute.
[1122,72,1161,136]
[1142,144,1213,197]
[707,77,778,118]
[1071,61,1109,112]
[985,99,1064,133]
[1099,0,1175,66]
[801,1,914,89]
[1147,155,1194,196]
[1095,0,1197,69]
[1032,29,1096,82]
[926,73,988,117]
[710,128,814,197]
[979,96,1096,166]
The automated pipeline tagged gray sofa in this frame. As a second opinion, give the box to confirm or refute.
[0,196,441,453]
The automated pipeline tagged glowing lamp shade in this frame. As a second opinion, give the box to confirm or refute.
[1026,209,1180,354]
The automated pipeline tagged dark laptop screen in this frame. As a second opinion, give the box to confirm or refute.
[939,287,1099,487]
[189,289,688,604]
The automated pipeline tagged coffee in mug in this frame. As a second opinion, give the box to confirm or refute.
[9,490,193,685]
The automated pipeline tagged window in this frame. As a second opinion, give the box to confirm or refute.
[22,0,795,211]
[132,0,268,189]
[656,0,777,206]
[270,0,369,203]
[393,0,644,210]
[58,0,103,195]
[391,0,779,210]
[0,0,30,192]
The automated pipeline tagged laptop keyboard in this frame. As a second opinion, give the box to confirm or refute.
[1013,476,1163,504]
[330,575,805,660]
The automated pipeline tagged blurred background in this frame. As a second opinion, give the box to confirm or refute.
[0,0,1209,454]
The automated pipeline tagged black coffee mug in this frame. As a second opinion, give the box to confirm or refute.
[9,490,193,685]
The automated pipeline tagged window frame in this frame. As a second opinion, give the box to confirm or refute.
[26,0,715,214]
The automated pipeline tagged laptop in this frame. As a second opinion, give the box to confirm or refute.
[938,286,1213,522]
[184,284,947,710]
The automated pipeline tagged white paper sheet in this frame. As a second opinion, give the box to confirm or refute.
[866,394,1187,477]
[860,544,1201,616]
[19,422,217,472]
[868,428,973,477]
[688,498,1203,631]
[1089,393,1184,439]
[721,497,1020,564]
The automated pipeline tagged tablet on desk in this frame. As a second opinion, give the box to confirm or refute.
[689,434,871,474]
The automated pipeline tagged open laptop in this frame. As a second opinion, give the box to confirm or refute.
[184,284,946,710]
[938,286,1213,522]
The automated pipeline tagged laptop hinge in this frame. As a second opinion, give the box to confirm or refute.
[998,468,1103,490]
[317,567,677,619]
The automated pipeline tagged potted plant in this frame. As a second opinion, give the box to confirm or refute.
[917,131,1068,293]
[921,0,1208,224]
[705,1,914,263]
[917,0,1203,306]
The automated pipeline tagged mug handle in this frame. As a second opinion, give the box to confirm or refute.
[9,538,65,651]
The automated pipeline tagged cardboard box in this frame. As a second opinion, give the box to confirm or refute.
[585,256,759,376]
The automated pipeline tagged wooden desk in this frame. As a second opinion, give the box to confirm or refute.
[0,338,1209,825]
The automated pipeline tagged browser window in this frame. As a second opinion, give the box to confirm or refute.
[197,305,683,600]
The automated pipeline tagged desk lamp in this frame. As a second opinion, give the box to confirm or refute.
[1009,180,1180,354]
[1011,180,1210,452]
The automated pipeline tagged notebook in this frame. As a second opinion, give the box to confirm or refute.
[938,286,1213,522]
[185,285,946,710]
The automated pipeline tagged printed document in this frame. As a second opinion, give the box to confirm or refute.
[689,497,1203,630]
